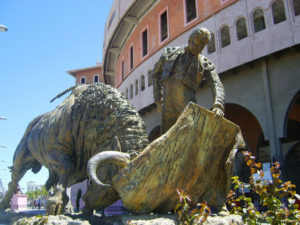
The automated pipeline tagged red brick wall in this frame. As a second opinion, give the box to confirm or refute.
[75,67,103,85]
[115,0,237,87]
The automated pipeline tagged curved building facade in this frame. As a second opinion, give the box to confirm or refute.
[103,0,300,190]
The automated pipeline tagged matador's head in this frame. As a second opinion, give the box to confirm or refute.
[188,27,211,56]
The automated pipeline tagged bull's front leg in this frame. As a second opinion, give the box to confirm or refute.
[46,155,74,215]
[46,184,65,215]
[46,183,74,215]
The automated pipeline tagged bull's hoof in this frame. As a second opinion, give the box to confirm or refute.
[82,206,93,216]
[63,203,74,214]
[46,199,63,215]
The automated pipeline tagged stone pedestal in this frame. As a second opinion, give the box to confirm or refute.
[11,193,27,211]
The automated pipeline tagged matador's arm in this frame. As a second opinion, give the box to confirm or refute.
[206,69,225,116]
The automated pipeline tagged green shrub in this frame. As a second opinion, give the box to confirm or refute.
[226,151,300,225]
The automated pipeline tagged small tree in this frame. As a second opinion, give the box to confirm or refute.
[26,186,49,203]
[227,151,300,225]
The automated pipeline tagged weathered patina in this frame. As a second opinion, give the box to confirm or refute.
[0,83,148,215]
[89,103,245,213]
[153,28,225,133]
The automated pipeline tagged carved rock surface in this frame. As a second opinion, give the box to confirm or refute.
[112,103,245,213]
[14,215,90,225]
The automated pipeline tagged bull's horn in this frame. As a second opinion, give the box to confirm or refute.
[87,151,130,188]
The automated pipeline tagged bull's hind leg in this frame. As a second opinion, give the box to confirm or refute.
[0,148,40,210]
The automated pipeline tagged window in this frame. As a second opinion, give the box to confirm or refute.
[142,29,148,57]
[125,88,128,99]
[121,60,125,80]
[148,70,153,87]
[220,0,230,4]
[135,79,138,95]
[293,0,300,16]
[253,9,266,33]
[207,32,216,54]
[94,75,99,83]
[130,84,133,99]
[236,17,248,40]
[80,77,86,84]
[220,25,231,48]
[160,10,168,43]
[141,75,145,91]
[130,45,134,70]
[184,0,197,24]
[108,10,116,29]
[272,0,286,24]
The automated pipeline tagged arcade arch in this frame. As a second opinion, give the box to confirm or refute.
[148,125,161,142]
[283,91,300,191]
[224,103,264,157]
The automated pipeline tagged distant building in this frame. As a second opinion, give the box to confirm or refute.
[0,178,5,200]
[0,178,4,193]
[67,64,106,85]
[27,181,42,192]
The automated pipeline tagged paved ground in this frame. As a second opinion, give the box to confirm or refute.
[15,208,46,215]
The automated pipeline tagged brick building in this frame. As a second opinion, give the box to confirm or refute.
[68,0,300,212]
[67,64,104,85]
[103,0,300,191]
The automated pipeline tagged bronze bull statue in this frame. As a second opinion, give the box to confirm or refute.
[0,83,149,215]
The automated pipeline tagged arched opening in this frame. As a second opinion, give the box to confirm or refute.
[225,104,268,183]
[148,70,153,87]
[130,84,133,99]
[293,0,300,16]
[135,79,139,95]
[125,88,129,99]
[272,0,286,24]
[76,189,82,212]
[236,17,248,40]
[284,91,300,138]
[283,91,300,190]
[207,32,216,53]
[141,75,145,91]
[220,25,231,48]
[252,8,266,33]
[285,143,300,194]
[148,125,161,142]
[225,104,263,156]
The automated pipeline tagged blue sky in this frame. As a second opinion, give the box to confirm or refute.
[0,0,114,192]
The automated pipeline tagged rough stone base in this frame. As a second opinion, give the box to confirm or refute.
[2,211,245,225]
[14,215,90,225]
[204,214,244,225]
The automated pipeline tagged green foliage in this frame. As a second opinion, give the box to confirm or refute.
[26,185,49,201]
[175,189,211,225]
[226,151,300,225]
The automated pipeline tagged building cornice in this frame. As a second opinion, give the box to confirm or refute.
[67,65,102,77]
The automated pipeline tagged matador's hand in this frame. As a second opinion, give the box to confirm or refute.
[212,107,224,118]
[156,101,163,114]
